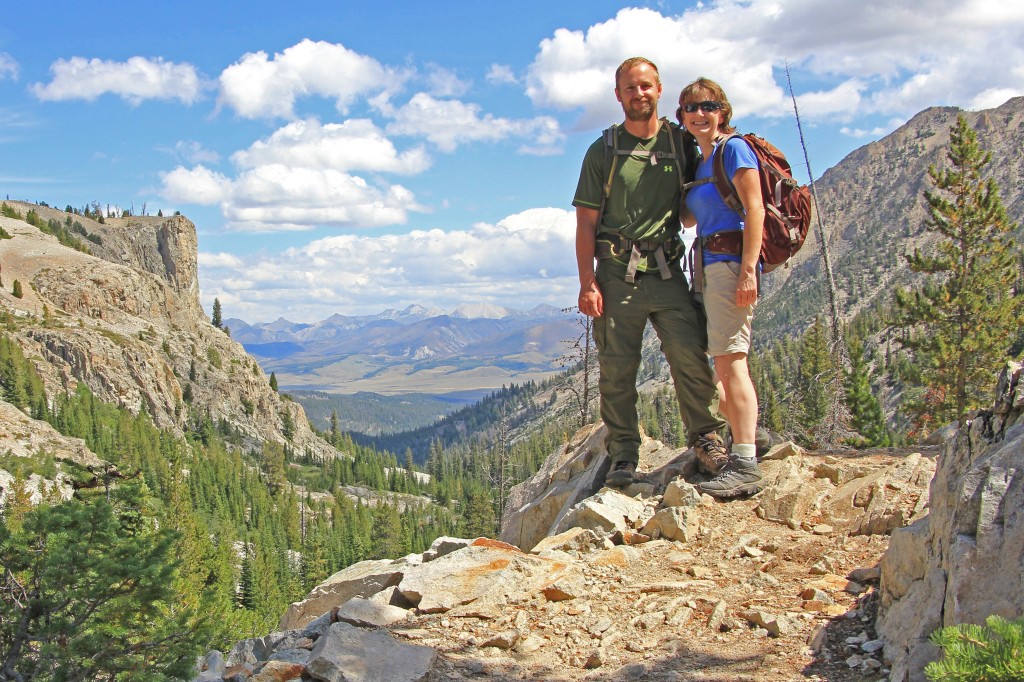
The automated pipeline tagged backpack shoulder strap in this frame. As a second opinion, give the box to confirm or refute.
[711,133,746,214]
[597,124,621,223]
[662,119,686,196]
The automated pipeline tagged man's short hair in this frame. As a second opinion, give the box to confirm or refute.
[615,57,661,89]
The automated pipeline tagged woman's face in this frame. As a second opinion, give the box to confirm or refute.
[678,96,724,139]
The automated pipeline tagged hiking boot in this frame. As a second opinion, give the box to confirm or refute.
[697,455,765,499]
[725,427,775,460]
[693,432,728,475]
[605,460,637,488]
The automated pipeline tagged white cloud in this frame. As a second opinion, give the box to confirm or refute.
[385,93,564,153]
[198,252,244,268]
[232,118,430,174]
[0,53,18,81]
[217,39,408,119]
[161,165,231,205]
[526,2,1024,128]
[487,64,518,85]
[30,56,204,105]
[158,140,220,164]
[969,88,1022,111]
[160,118,426,232]
[423,64,470,97]
[199,207,579,320]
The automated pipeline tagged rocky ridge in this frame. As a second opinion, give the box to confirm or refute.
[877,360,1024,680]
[0,204,333,459]
[193,424,942,681]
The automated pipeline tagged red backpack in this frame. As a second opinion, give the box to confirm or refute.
[706,133,813,272]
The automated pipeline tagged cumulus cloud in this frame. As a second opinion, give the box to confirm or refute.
[160,118,425,232]
[0,53,17,80]
[232,118,430,174]
[217,39,408,119]
[385,93,563,153]
[30,56,204,105]
[199,207,578,320]
[525,1,1024,128]
[161,165,232,205]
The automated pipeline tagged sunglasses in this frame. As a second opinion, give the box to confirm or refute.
[682,100,724,114]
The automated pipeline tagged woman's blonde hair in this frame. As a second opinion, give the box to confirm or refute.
[678,77,735,134]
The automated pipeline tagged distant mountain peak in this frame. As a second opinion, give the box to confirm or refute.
[449,302,512,319]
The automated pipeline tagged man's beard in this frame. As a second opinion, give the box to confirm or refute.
[624,99,655,122]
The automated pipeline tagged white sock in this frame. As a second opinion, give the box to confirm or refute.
[732,443,757,463]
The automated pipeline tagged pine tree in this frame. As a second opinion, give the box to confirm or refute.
[893,115,1023,432]
[0,489,206,680]
[796,316,836,445]
[212,297,223,328]
[269,372,278,392]
[844,337,891,447]
[11,280,22,299]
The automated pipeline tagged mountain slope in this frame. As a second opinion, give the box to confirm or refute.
[756,96,1024,340]
[0,203,333,459]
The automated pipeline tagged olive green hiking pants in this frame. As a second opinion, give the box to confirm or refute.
[594,259,725,465]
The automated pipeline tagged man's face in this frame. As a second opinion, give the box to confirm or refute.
[615,64,661,122]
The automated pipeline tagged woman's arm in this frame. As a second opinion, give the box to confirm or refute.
[732,167,764,307]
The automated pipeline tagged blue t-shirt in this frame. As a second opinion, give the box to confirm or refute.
[685,136,759,265]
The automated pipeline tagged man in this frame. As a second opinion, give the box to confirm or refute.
[573,57,728,489]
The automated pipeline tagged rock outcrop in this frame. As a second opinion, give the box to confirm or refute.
[0,205,333,459]
[876,361,1024,681]
[194,426,938,681]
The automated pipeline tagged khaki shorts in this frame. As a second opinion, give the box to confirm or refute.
[702,261,756,356]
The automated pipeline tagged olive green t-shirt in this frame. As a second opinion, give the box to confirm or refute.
[573,124,683,252]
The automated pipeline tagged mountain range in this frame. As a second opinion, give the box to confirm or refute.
[227,304,578,396]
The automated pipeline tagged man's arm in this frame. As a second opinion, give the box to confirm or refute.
[576,206,603,317]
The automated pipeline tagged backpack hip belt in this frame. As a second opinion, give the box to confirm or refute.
[596,232,680,283]
[701,230,743,256]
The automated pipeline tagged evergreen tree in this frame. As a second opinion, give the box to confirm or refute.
[11,280,22,299]
[796,316,836,445]
[0,488,206,680]
[893,115,1023,433]
[329,409,340,446]
[211,298,223,328]
[844,337,891,447]
[261,440,288,497]
[269,372,278,392]
[459,487,497,538]
[369,503,405,560]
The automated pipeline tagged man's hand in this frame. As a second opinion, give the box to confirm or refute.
[579,278,604,317]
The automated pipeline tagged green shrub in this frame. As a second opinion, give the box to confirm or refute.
[925,615,1024,681]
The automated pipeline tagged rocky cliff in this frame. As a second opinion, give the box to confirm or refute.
[0,203,333,460]
[877,361,1024,680]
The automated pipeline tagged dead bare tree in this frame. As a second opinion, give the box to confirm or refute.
[557,307,599,429]
[786,64,852,447]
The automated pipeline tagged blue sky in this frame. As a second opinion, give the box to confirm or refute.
[2,0,1022,323]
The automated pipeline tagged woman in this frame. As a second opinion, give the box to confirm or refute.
[678,77,765,498]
